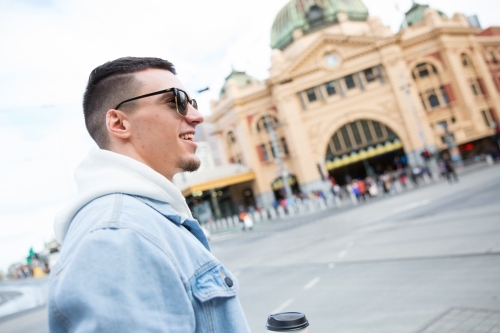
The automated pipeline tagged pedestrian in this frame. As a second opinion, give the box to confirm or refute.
[443,153,459,183]
[356,179,366,201]
[49,57,250,332]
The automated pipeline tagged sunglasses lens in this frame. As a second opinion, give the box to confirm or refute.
[191,99,198,110]
[176,90,188,116]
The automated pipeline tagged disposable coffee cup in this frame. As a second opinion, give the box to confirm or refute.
[266,312,310,332]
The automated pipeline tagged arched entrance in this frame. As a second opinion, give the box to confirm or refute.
[325,119,407,185]
[271,174,300,200]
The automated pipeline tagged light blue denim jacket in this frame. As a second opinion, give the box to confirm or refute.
[48,193,251,332]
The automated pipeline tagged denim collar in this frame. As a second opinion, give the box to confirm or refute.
[133,195,210,251]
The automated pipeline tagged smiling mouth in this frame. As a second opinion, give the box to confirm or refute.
[180,133,194,141]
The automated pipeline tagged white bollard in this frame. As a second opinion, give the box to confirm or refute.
[394,180,403,193]
[350,192,358,205]
[318,199,326,209]
[252,211,260,223]
[277,206,286,218]
[269,208,277,220]
[486,154,494,166]
[232,215,239,226]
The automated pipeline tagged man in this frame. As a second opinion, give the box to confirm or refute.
[48,57,250,332]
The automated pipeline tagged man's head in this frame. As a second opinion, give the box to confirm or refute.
[83,57,204,180]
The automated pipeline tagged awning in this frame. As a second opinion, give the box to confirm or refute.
[326,140,403,170]
[179,170,256,197]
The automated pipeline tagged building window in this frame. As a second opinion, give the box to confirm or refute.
[440,86,449,105]
[461,54,469,67]
[324,81,336,96]
[470,80,482,96]
[306,88,317,102]
[228,131,236,144]
[482,109,492,127]
[414,63,437,79]
[417,64,429,78]
[257,115,279,133]
[364,68,376,82]
[280,137,289,156]
[344,75,356,89]
[427,89,440,108]
[326,120,397,156]
[261,144,270,161]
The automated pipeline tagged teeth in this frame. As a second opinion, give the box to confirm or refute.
[180,133,194,140]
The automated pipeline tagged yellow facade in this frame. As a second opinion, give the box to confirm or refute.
[208,3,500,208]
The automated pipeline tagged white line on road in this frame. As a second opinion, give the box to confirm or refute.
[272,298,294,314]
[338,250,347,258]
[328,263,335,269]
[303,277,321,290]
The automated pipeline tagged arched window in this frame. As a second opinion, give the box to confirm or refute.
[256,115,279,133]
[227,131,236,145]
[412,62,450,110]
[226,131,243,165]
[461,54,470,67]
[461,53,485,97]
[255,114,289,162]
[325,120,398,160]
[412,63,437,79]
[427,91,440,108]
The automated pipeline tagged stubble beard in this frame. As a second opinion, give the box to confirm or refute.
[177,155,201,173]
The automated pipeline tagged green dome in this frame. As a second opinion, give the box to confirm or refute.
[400,1,447,30]
[270,0,369,50]
[220,69,258,97]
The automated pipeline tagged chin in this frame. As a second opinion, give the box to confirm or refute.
[177,156,201,173]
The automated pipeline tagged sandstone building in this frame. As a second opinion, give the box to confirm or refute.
[177,0,500,220]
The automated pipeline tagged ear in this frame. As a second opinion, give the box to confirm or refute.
[106,109,131,140]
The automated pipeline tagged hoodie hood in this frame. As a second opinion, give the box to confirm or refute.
[54,148,193,243]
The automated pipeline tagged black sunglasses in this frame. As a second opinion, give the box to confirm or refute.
[114,88,197,117]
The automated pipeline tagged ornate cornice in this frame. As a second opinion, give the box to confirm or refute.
[269,34,399,86]
[401,26,479,49]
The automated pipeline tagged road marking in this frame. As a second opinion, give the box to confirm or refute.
[328,263,335,269]
[303,277,321,290]
[338,250,347,258]
[272,298,294,314]
[233,270,241,277]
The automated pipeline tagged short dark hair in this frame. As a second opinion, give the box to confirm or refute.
[83,57,176,148]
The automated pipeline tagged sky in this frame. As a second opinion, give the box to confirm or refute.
[0,0,498,273]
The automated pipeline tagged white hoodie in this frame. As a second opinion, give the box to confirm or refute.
[54,148,193,244]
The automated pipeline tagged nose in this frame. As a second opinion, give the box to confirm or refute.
[185,103,204,125]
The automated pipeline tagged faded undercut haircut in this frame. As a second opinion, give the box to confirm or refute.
[83,57,176,149]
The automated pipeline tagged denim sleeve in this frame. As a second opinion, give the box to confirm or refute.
[49,227,196,333]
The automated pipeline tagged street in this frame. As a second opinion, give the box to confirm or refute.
[1,164,500,332]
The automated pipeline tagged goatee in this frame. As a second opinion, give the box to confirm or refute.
[177,157,201,173]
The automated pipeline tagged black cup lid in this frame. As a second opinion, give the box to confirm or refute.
[266,312,309,331]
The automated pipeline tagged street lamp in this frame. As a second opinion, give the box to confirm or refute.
[264,115,293,199]
[437,122,463,166]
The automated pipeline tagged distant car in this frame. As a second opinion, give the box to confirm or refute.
[201,226,211,241]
